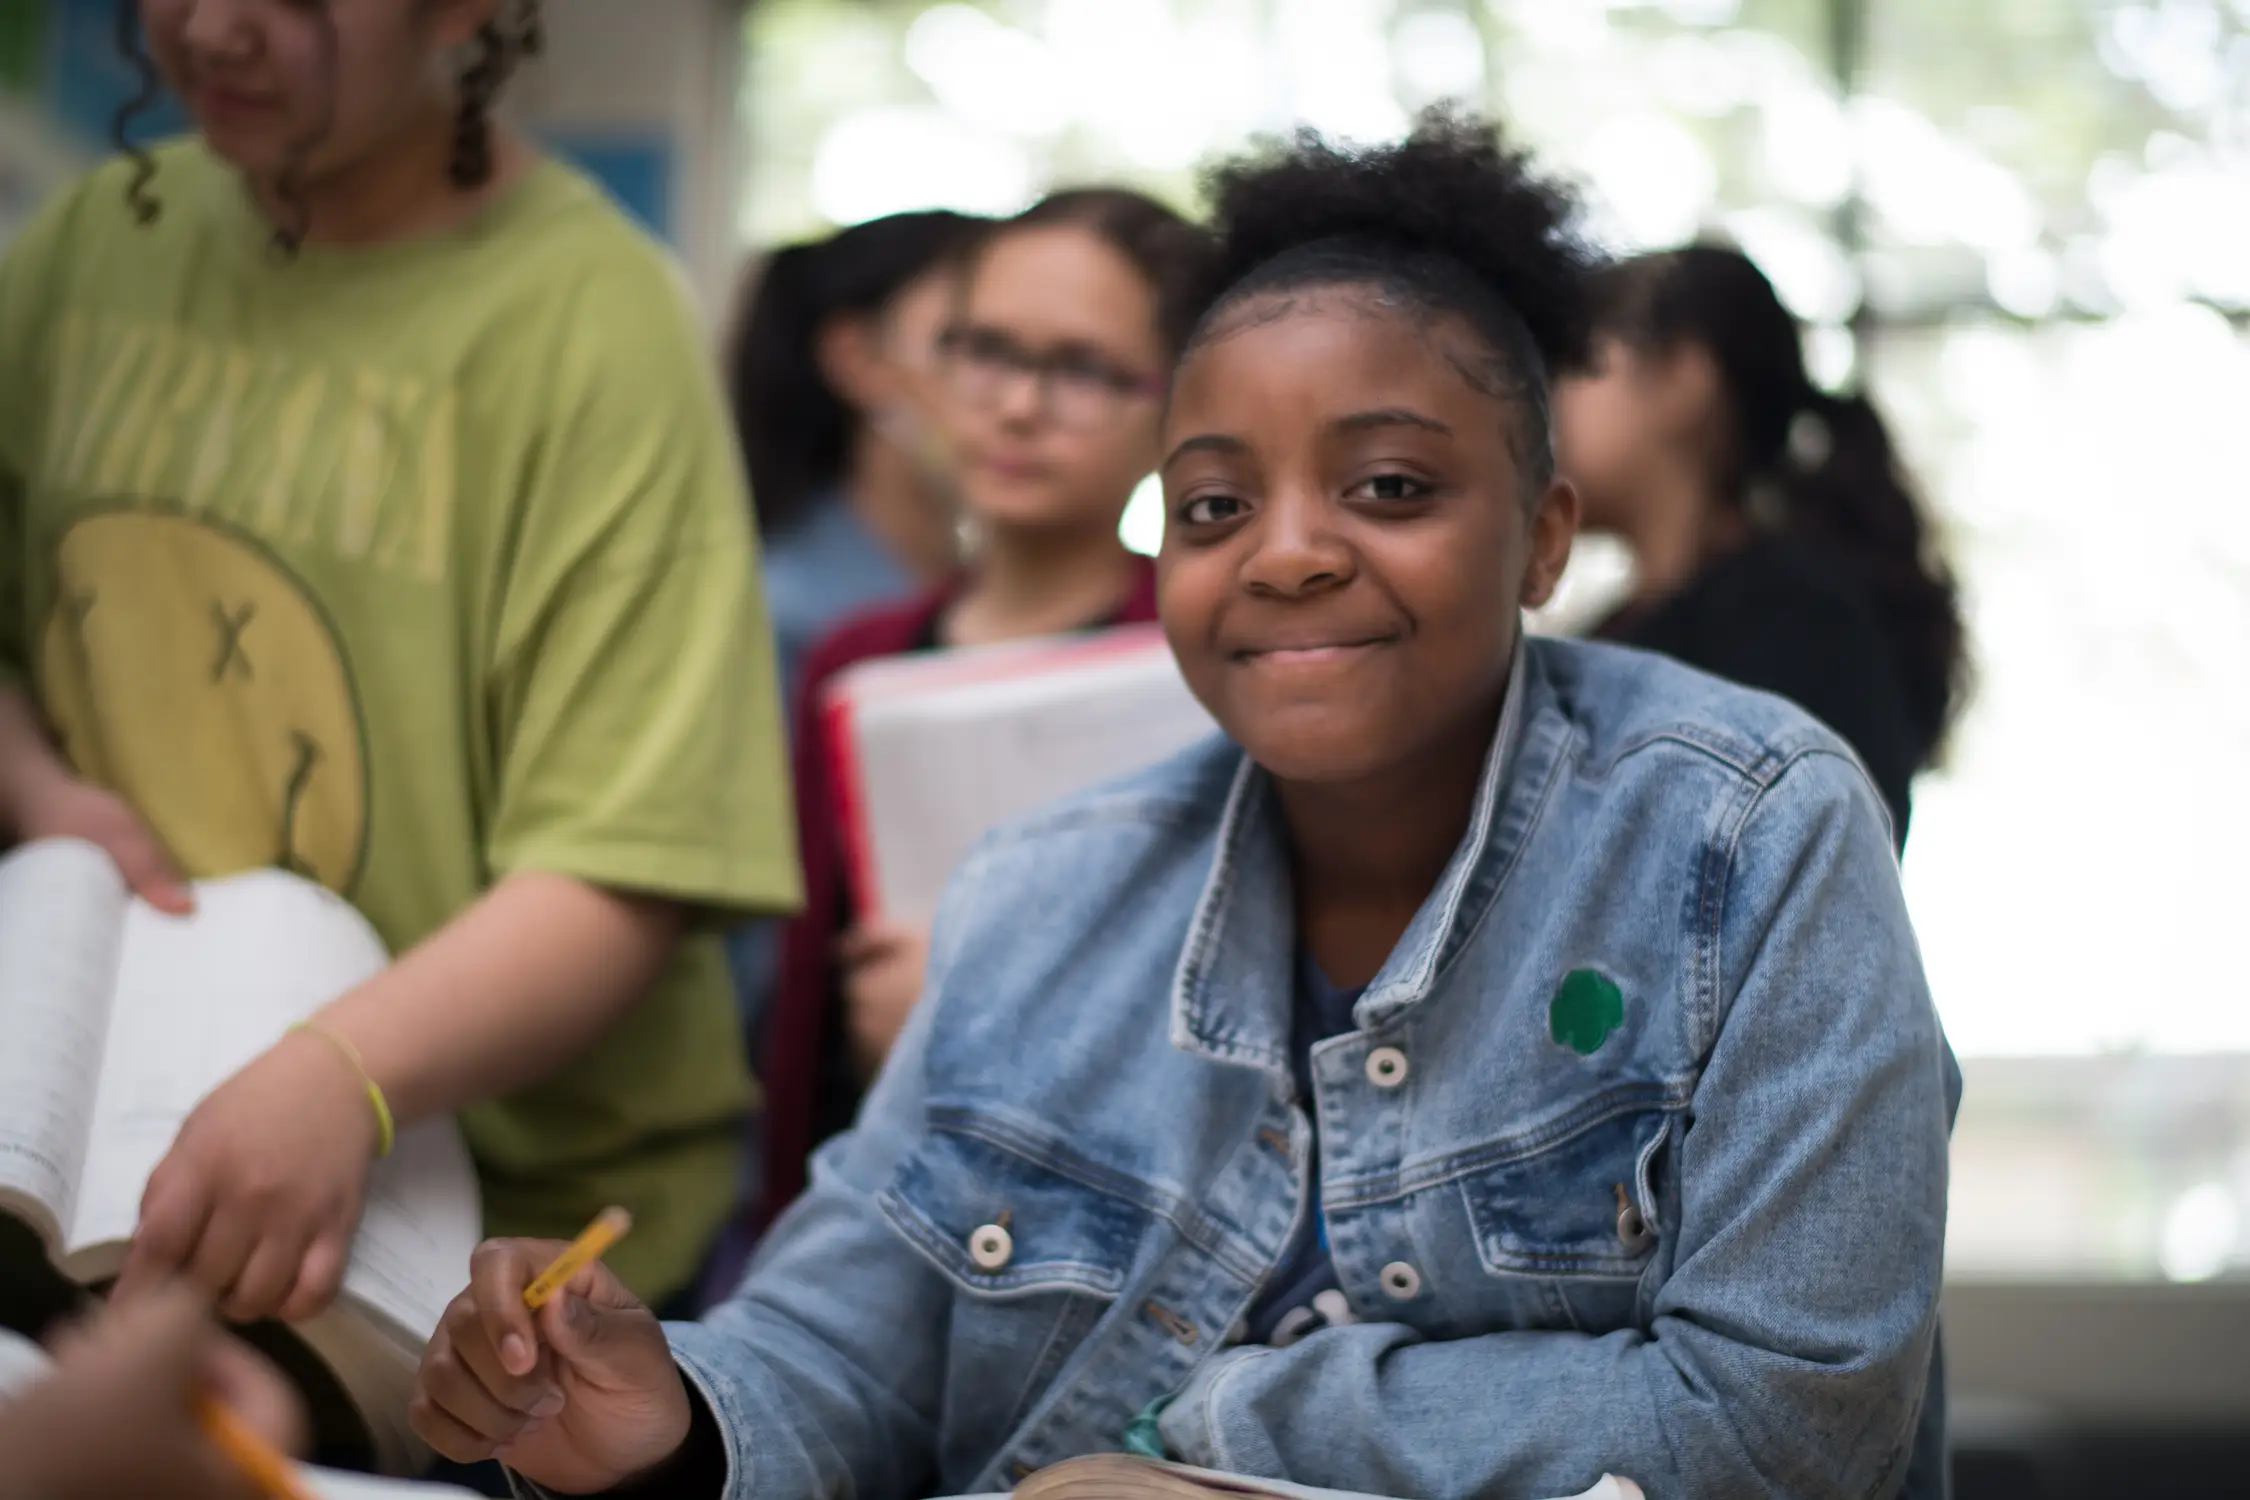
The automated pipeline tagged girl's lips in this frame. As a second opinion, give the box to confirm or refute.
[1236,638,1394,666]
[195,86,283,127]
[976,453,1047,482]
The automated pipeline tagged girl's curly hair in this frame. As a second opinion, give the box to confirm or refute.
[1183,108,1605,485]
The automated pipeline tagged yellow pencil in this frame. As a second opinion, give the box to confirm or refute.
[523,1206,635,1311]
[198,1393,318,1500]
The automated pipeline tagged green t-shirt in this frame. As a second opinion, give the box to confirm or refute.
[0,144,801,1302]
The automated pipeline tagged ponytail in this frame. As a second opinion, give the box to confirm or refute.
[1775,389,1968,758]
[726,210,986,542]
[1591,245,1969,763]
[730,244,836,540]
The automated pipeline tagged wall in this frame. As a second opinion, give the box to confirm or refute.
[515,0,746,322]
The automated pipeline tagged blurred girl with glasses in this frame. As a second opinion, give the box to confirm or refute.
[743,187,1214,1249]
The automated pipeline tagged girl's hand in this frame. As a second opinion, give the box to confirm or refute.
[119,1030,379,1323]
[837,921,932,1082]
[411,1240,690,1494]
[11,774,196,916]
[3,1283,307,1500]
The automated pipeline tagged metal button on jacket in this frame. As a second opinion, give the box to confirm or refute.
[969,1222,1014,1270]
[1614,1184,1656,1254]
[1365,1046,1410,1089]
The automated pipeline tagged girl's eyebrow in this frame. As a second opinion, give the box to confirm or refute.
[1331,407,1453,438]
[1162,407,1454,474]
[1161,433,1249,473]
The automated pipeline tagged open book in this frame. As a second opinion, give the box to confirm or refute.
[998,1454,1646,1500]
[0,839,481,1475]
[824,624,1220,922]
[0,1327,474,1498]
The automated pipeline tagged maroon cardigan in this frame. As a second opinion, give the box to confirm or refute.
[756,558,1160,1225]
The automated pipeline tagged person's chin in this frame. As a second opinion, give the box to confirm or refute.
[194,125,290,177]
[1228,706,1396,785]
[963,489,1102,535]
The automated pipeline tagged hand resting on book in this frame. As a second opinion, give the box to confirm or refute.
[0,751,196,918]
[118,1026,382,1324]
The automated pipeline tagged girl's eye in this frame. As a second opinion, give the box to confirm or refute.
[1181,494,1246,526]
[1353,472,1430,503]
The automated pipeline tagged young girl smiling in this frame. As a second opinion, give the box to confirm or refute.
[412,114,1957,1500]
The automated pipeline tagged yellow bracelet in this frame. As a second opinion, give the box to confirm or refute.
[289,1021,396,1159]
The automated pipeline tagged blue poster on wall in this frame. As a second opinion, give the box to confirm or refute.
[50,0,190,148]
[542,132,675,244]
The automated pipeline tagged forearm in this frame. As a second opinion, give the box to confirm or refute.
[1162,1317,1930,1500]
[0,684,70,835]
[320,871,685,1125]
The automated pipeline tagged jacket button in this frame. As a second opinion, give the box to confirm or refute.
[968,1223,1014,1270]
[1379,1261,1422,1300]
[1365,1046,1410,1089]
[1614,1183,1656,1254]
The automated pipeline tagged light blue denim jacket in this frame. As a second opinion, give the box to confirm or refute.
[669,637,1960,1500]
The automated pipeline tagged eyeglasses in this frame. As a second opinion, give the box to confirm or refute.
[938,325,1166,430]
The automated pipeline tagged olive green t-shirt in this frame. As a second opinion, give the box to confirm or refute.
[0,144,801,1302]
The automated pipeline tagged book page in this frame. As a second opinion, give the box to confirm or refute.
[67,869,481,1344]
[845,642,1219,920]
[0,840,129,1240]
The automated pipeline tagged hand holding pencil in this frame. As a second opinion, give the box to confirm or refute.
[411,1211,694,1496]
[0,1284,307,1500]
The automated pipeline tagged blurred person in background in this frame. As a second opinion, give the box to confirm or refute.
[749,186,1215,1240]
[729,209,987,705]
[1556,245,1968,848]
[719,211,984,1100]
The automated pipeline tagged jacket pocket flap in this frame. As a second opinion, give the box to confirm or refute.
[879,1123,1145,1299]
[1458,1097,1679,1279]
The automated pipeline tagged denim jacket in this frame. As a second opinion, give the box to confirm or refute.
[669,637,1960,1500]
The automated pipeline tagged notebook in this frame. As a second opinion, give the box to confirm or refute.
[996,1453,1646,1500]
[0,838,482,1474]
[0,1327,475,1498]
[823,624,1220,922]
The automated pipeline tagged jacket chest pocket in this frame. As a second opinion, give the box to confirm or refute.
[878,1123,1148,1474]
[1455,1096,1678,1334]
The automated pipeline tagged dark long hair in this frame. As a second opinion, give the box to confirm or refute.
[728,210,985,540]
[1591,245,1969,758]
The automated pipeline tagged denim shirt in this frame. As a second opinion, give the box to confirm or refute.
[669,637,1960,1500]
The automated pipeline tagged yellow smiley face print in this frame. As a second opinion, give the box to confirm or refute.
[38,509,369,894]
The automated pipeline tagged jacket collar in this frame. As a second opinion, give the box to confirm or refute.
[1170,633,1564,1079]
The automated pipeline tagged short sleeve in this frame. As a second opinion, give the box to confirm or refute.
[484,250,802,918]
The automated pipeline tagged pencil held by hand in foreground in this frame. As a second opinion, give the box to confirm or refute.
[198,1392,319,1500]
[413,1231,692,1493]
[524,1206,634,1310]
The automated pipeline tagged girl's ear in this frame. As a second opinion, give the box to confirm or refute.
[815,314,890,413]
[1518,477,1580,611]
